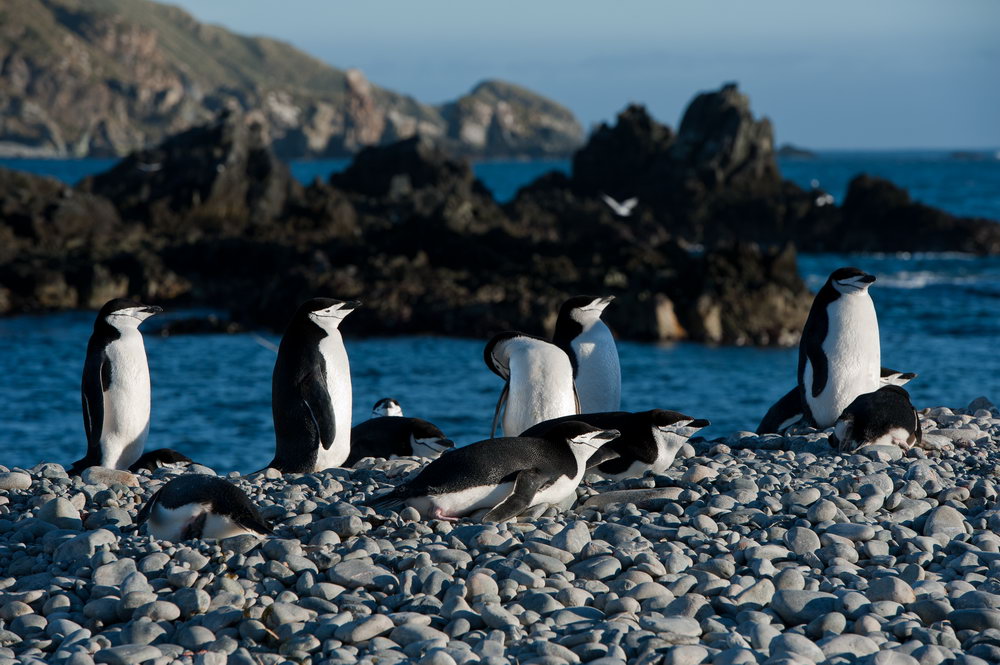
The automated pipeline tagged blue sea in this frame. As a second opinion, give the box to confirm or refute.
[1,154,998,474]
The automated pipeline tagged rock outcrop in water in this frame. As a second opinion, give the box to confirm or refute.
[2,83,997,341]
[0,110,811,345]
[511,83,1000,255]
[0,0,582,159]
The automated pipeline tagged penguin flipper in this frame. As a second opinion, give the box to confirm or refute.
[298,371,336,449]
[136,487,161,526]
[81,351,108,452]
[756,387,802,434]
[483,469,548,522]
[586,447,621,469]
[490,381,509,438]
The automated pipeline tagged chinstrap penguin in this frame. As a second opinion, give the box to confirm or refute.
[552,295,621,413]
[522,409,709,480]
[129,448,194,473]
[799,267,881,429]
[268,298,360,473]
[371,398,403,418]
[829,385,922,452]
[484,331,579,437]
[137,475,273,541]
[368,421,620,522]
[757,366,917,435]
[347,417,453,466]
[70,298,162,475]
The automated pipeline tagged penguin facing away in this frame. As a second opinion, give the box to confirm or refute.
[347,417,454,466]
[522,409,710,480]
[829,385,922,452]
[368,421,620,522]
[268,298,360,473]
[552,295,621,413]
[799,267,881,429]
[371,398,403,418]
[756,367,917,435]
[484,331,579,437]
[137,475,272,541]
[70,298,162,475]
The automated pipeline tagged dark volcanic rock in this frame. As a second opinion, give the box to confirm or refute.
[669,82,780,190]
[80,111,301,238]
[795,175,1000,254]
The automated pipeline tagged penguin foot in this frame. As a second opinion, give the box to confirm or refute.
[433,508,460,522]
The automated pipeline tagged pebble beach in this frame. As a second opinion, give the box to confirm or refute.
[0,399,998,665]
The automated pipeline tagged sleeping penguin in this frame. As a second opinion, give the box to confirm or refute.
[137,475,273,542]
[347,417,454,466]
[757,367,917,435]
[368,421,620,522]
[829,385,922,453]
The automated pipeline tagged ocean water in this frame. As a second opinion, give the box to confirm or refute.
[1,254,997,475]
[3,150,999,218]
[1,154,998,474]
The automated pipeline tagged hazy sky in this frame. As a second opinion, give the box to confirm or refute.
[168,1,999,149]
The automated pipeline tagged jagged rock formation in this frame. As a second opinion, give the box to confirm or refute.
[0,110,811,346]
[0,0,583,158]
[511,83,1000,255]
[3,84,995,343]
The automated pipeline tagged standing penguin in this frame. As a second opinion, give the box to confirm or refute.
[829,385,922,452]
[371,398,403,418]
[368,421,620,522]
[799,267,881,429]
[552,295,621,413]
[484,331,579,437]
[757,367,917,435]
[70,298,162,475]
[137,475,273,541]
[522,409,710,480]
[268,298,360,473]
[347,417,453,466]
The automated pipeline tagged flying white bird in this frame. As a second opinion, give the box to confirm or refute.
[600,193,639,217]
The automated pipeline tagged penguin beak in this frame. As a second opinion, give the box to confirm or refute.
[339,300,362,311]
[142,306,163,315]
[688,419,711,429]
[860,274,876,284]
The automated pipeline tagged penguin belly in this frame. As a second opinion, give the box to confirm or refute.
[316,331,352,470]
[530,470,582,506]
[503,353,576,436]
[101,332,151,470]
[807,297,881,428]
[572,324,621,413]
[414,482,516,519]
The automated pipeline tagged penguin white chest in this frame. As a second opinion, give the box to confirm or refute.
[571,323,621,413]
[503,346,576,436]
[316,331,352,469]
[101,331,151,469]
[808,295,881,428]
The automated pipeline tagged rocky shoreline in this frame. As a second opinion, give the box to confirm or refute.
[1,398,998,665]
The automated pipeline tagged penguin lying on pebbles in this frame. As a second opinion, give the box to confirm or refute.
[368,421,620,522]
[137,475,273,541]
[484,331,579,437]
[522,410,709,480]
[129,449,194,472]
[757,367,917,435]
[829,385,922,452]
[552,295,621,413]
[371,398,403,418]
[347,417,454,466]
